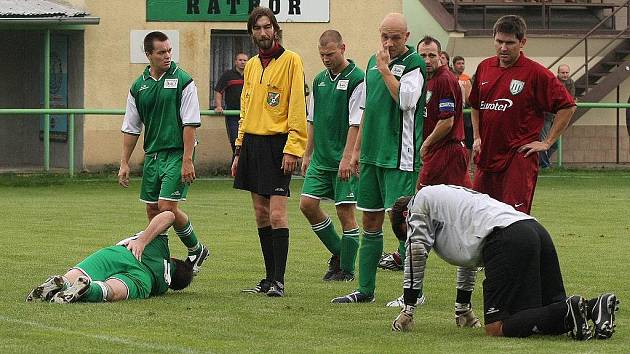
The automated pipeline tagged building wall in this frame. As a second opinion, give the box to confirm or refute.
[78,0,403,171]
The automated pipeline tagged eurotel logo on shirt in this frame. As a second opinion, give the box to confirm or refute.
[480,98,513,112]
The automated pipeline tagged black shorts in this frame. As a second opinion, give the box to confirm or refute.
[481,219,566,324]
[463,112,473,149]
[233,133,291,197]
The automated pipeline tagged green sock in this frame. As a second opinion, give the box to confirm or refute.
[311,217,341,255]
[357,230,383,297]
[398,240,406,260]
[175,220,201,255]
[340,228,359,273]
[82,281,107,302]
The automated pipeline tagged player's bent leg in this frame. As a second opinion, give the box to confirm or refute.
[104,278,130,302]
[160,200,208,275]
[301,196,343,280]
[145,202,160,222]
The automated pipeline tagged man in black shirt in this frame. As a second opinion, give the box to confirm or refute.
[214,53,249,156]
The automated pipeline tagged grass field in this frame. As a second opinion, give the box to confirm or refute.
[0,170,628,353]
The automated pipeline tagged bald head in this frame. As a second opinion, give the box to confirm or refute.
[379,13,410,59]
[557,64,570,81]
[380,13,408,33]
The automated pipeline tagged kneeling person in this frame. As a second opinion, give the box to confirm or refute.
[390,185,619,340]
[26,211,194,303]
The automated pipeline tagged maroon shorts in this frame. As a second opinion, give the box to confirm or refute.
[419,141,472,188]
[473,152,538,214]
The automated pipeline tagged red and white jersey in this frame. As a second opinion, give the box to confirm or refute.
[469,53,575,172]
[424,65,464,149]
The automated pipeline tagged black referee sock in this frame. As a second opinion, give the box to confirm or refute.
[501,301,568,337]
[456,289,473,306]
[257,226,274,281]
[272,228,289,284]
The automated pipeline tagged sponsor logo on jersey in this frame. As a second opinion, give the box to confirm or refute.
[267,92,281,107]
[479,98,513,112]
[336,80,349,90]
[369,65,378,71]
[438,99,455,113]
[318,81,326,87]
[139,84,149,92]
[514,202,524,208]
[164,79,178,89]
[509,79,525,95]
[426,91,432,103]
[391,64,405,77]
[481,81,489,86]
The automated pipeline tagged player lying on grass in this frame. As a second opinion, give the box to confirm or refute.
[26,211,194,303]
[390,185,619,340]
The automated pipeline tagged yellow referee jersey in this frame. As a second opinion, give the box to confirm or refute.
[236,48,307,157]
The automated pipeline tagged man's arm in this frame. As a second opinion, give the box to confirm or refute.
[213,91,224,114]
[301,122,314,176]
[420,117,454,159]
[282,55,308,174]
[339,125,359,181]
[124,211,176,261]
[180,81,201,183]
[471,108,481,158]
[118,91,143,187]
[339,81,364,181]
[518,106,575,157]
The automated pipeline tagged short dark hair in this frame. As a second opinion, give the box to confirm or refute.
[440,51,450,64]
[390,196,413,241]
[144,31,169,54]
[319,29,343,47]
[417,35,441,52]
[247,7,281,37]
[169,258,194,291]
[493,15,527,41]
[452,55,464,65]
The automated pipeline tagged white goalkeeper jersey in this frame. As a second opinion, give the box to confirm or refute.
[403,185,534,291]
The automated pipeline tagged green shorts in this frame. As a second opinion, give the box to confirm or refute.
[73,246,151,300]
[140,149,189,203]
[356,163,417,211]
[301,165,357,205]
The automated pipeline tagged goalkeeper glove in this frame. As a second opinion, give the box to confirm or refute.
[392,304,416,331]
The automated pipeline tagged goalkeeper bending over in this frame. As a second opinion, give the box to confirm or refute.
[26,211,193,303]
[390,185,619,340]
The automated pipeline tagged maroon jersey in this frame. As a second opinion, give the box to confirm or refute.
[469,53,575,172]
[424,65,464,149]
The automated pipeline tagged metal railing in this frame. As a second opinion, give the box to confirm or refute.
[0,104,629,175]
[547,0,630,93]
[0,108,238,176]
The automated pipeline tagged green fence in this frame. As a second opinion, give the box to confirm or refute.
[0,103,629,176]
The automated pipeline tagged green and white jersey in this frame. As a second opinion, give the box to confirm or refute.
[360,46,426,172]
[122,62,201,154]
[307,60,365,170]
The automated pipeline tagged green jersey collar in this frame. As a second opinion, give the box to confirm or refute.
[142,62,179,81]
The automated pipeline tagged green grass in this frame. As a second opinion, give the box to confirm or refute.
[0,171,628,353]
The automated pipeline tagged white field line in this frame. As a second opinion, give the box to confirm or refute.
[0,315,206,354]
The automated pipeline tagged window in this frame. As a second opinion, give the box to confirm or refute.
[210,30,257,108]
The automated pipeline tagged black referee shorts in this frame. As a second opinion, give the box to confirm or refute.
[481,219,566,324]
[233,133,291,197]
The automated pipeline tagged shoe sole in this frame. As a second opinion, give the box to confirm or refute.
[26,276,65,302]
[567,296,591,340]
[50,277,90,304]
[594,294,619,339]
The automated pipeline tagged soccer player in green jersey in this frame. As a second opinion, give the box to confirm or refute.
[300,30,364,282]
[332,13,426,304]
[26,211,194,303]
[118,31,208,275]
